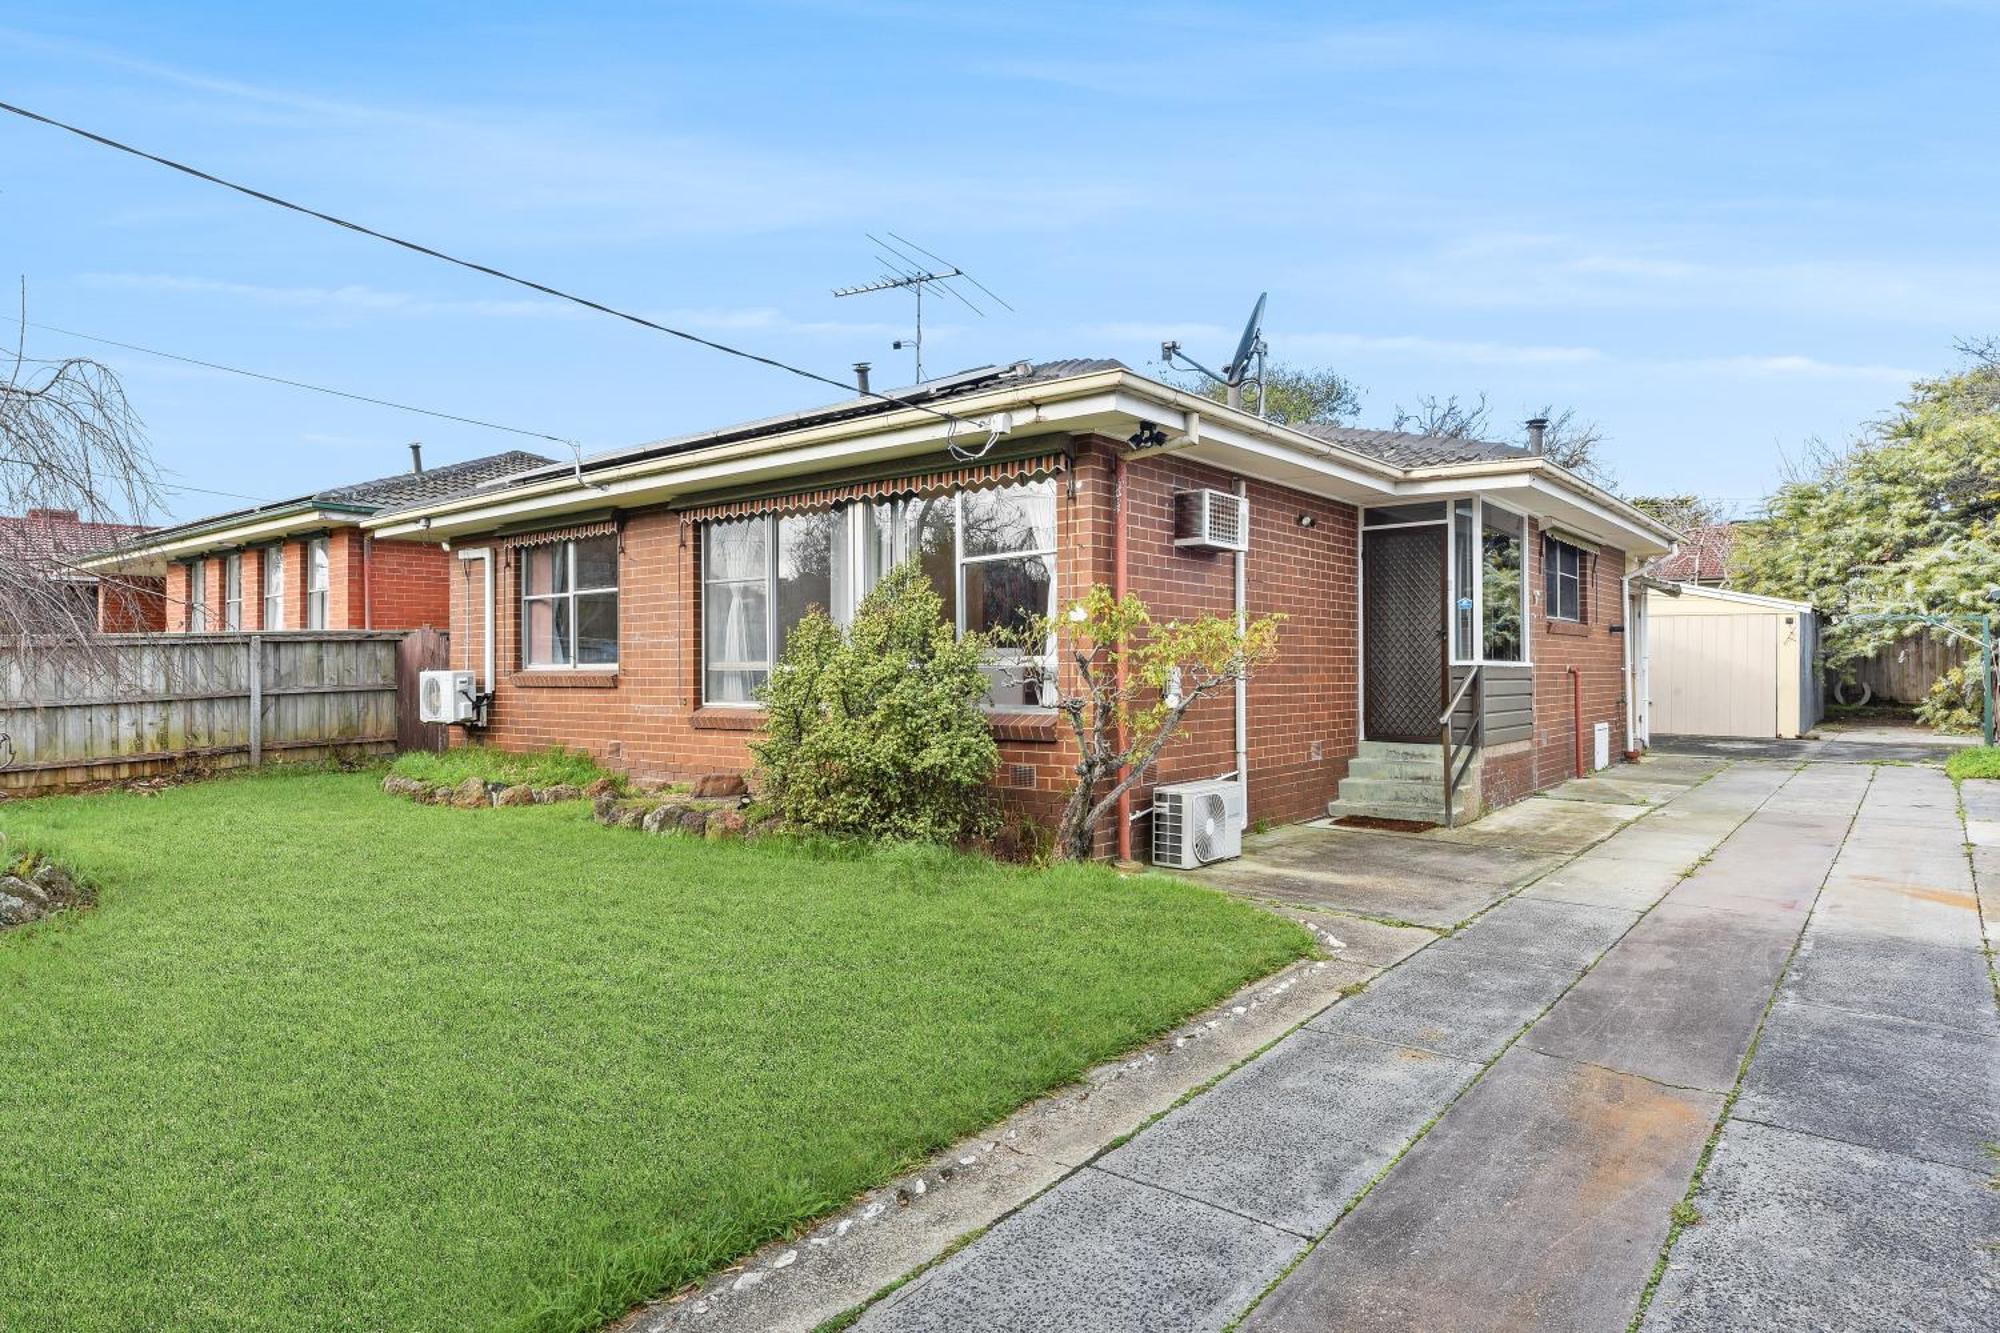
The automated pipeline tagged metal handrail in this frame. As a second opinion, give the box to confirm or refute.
[1440,665,1482,828]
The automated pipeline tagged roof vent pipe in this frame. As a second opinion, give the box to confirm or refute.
[1525,417,1548,455]
[409,441,425,474]
[853,362,871,395]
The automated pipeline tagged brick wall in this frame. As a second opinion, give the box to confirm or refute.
[1480,524,1632,804]
[363,538,454,630]
[156,528,453,633]
[447,435,1363,846]
[97,575,166,632]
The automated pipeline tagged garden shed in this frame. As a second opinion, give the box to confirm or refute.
[1646,583,1821,739]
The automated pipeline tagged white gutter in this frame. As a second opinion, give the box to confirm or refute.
[79,508,364,574]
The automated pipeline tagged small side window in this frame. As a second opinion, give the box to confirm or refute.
[1543,536,1585,623]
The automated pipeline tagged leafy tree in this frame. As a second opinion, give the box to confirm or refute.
[1007,586,1282,862]
[1628,493,1726,535]
[1185,362,1362,427]
[751,560,999,842]
[1733,360,2000,731]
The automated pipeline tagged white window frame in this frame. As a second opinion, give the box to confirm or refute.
[261,545,285,631]
[520,536,620,670]
[306,536,331,630]
[1545,534,1585,623]
[187,559,208,632]
[699,483,1060,709]
[1447,495,1532,667]
[223,553,242,632]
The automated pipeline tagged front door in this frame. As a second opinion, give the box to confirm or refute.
[1364,525,1446,742]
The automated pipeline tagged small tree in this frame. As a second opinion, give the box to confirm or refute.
[1013,586,1281,862]
[1184,362,1363,428]
[751,560,999,842]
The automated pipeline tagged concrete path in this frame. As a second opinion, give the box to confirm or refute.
[854,760,1756,1332]
[852,757,2000,1333]
[1640,763,2000,1331]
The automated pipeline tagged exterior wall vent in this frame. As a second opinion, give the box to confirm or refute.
[1172,489,1248,552]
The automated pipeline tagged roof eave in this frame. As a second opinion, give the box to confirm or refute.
[78,503,373,573]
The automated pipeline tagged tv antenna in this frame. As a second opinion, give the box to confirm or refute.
[833,232,1012,384]
[1161,292,1270,417]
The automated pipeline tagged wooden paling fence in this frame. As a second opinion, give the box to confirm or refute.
[0,630,448,793]
[1833,631,1971,705]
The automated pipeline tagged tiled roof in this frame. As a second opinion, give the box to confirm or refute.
[1649,522,1738,583]
[0,509,154,571]
[312,451,555,509]
[1294,423,1530,468]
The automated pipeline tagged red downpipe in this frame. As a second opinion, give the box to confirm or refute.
[1567,664,1584,777]
[1114,455,1132,863]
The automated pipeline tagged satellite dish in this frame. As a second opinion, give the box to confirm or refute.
[1226,292,1268,384]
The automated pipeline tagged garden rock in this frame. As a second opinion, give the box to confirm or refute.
[584,777,619,799]
[0,892,39,926]
[641,803,681,835]
[494,784,536,807]
[538,783,583,804]
[382,774,426,799]
[6,874,50,905]
[704,810,747,840]
[451,777,491,809]
[678,808,711,834]
[693,772,749,799]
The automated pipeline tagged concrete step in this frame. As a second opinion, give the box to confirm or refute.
[1327,797,1446,823]
[1347,756,1447,782]
[1355,740,1445,763]
[1337,776,1450,807]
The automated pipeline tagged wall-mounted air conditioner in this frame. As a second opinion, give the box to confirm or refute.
[419,669,479,725]
[1152,778,1248,868]
[1173,489,1248,552]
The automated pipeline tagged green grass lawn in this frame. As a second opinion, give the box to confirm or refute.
[0,770,1307,1333]
[1946,745,2000,781]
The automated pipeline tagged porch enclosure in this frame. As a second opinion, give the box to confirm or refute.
[0,630,438,792]
[1360,499,1531,746]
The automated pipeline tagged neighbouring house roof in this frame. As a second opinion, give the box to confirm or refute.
[362,359,1683,558]
[1649,522,1737,584]
[80,450,554,572]
[0,509,155,581]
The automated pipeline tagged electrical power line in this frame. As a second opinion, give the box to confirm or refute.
[0,100,978,429]
[14,322,573,445]
[0,452,273,505]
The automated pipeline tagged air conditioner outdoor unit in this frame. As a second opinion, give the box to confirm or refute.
[419,669,479,725]
[1172,488,1248,552]
[1152,778,1248,868]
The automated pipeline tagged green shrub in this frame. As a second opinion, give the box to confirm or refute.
[751,560,998,843]
[389,745,623,792]
[1945,746,2000,781]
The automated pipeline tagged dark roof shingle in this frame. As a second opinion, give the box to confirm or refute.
[313,450,555,508]
[1293,423,1529,468]
[0,509,154,570]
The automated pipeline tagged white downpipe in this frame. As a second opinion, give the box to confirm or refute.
[1234,479,1249,803]
[1621,569,1636,755]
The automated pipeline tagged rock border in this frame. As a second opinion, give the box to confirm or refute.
[382,773,618,809]
[0,853,96,930]
[591,791,782,844]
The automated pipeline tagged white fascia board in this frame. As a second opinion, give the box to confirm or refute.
[1394,465,1678,556]
[78,509,357,574]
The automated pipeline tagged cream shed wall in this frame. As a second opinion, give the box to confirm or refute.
[1646,585,1820,738]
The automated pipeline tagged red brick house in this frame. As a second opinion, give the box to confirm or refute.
[79,451,550,635]
[0,508,164,633]
[365,362,1676,853]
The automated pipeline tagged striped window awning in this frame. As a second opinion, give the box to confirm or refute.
[676,452,1066,526]
[498,518,619,550]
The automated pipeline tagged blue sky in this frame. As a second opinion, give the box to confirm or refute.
[4,1,1995,524]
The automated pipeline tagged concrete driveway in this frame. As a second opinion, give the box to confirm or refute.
[854,751,1999,1333]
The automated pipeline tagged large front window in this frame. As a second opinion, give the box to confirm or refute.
[701,479,1057,707]
[1450,497,1527,664]
[521,536,619,668]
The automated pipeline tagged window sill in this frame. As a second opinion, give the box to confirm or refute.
[511,670,619,688]
[693,706,765,731]
[986,710,1060,742]
[1544,620,1591,638]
